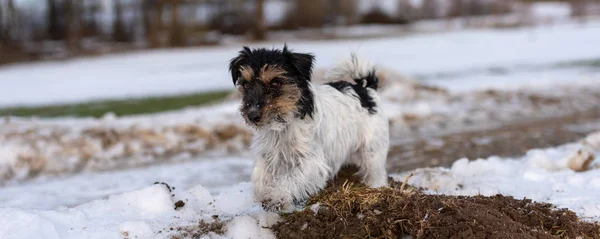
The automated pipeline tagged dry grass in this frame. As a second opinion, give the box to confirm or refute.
[273,170,600,239]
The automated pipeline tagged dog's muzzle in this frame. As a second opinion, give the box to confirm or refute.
[247,107,262,123]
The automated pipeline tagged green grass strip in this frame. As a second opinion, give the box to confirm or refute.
[0,90,231,118]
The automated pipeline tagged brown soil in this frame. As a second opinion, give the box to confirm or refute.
[168,218,226,239]
[273,177,600,239]
[388,109,600,172]
[174,200,185,210]
[268,108,600,239]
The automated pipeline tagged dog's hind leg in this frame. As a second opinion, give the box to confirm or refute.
[355,124,389,188]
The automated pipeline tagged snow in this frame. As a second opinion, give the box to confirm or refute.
[0,182,277,239]
[531,2,572,19]
[225,215,276,239]
[1,131,599,238]
[2,20,600,106]
[423,67,600,93]
[358,0,400,16]
[1,6,600,237]
[0,157,252,210]
[395,132,600,221]
[0,83,599,237]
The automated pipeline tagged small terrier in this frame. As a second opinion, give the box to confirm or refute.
[229,46,389,211]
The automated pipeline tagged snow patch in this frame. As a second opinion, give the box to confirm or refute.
[225,215,276,239]
[397,136,600,221]
[112,185,174,214]
[119,221,153,239]
[0,183,274,239]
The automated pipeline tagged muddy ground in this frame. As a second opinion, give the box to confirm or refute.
[271,108,600,239]
[273,176,600,239]
[171,166,600,239]
[388,108,600,172]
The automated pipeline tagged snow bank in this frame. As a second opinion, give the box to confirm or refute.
[0,183,277,239]
[0,101,252,183]
[395,131,600,221]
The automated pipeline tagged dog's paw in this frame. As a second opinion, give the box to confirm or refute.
[364,177,389,188]
[261,199,281,212]
[261,199,292,212]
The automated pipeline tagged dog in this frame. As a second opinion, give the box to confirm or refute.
[229,45,389,211]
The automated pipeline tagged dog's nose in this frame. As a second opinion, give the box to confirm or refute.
[247,108,261,123]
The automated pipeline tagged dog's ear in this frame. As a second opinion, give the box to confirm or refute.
[229,47,252,85]
[283,45,314,82]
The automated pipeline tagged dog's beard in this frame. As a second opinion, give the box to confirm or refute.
[268,115,289,131]
[244,113,291,132]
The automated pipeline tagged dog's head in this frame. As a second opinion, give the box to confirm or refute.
[229,45,315,130]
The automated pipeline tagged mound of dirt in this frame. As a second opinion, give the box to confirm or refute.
[273,180,600,239]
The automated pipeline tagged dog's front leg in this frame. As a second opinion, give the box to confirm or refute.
[251,160,293,212]
[252,155,330,212]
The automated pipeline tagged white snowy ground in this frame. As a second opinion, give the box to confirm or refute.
[1,132,599,239]
[0,157,253,210]
[1,10,600,238]
[396,132,600,222]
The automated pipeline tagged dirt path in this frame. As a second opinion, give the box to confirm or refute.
[387,108,600,172]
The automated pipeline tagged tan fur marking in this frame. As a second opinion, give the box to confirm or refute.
[239,65,255,81]
[260,65,287,83]
[264,84,302,118]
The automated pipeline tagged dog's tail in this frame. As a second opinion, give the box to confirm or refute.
[328,53,378,90]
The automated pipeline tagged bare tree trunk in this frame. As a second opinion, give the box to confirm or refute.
[0,2,3,29]
[83,0,100,37]
[1,0,18,53]
[0,1,5,58]
[6,0,18,42]
[157,0,164,30]
[0,1,5,44]
[293,0,326,28]
[169,0,185,46]
[421,0,440,19]
[47,0,65,40]
[113,0,129,42]
[339,0,358,25]
[66,0,82,51]
[447,0,464,18]
[253,0,266,40]
[143,0,160,48]
[571,0,588,18]
[398,0,415,23]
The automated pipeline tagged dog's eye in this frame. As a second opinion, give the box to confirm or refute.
[270,79,283,88]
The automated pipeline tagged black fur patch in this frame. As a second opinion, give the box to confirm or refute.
[326,81,378,114]
[229,45,315,119]
[355,70,378,90]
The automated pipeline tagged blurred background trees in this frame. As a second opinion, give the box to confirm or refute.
[0,0,595,64]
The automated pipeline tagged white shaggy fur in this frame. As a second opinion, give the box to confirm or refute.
[325,53,374,85]
[251,55,389,211]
